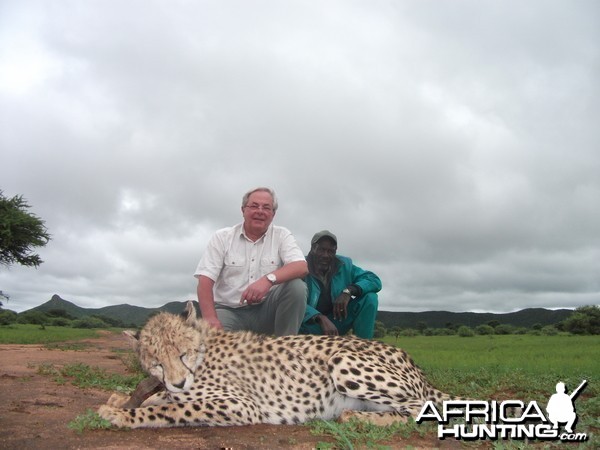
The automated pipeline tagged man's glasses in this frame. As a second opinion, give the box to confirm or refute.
[245,203,273,213]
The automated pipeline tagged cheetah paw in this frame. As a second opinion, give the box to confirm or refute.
[98,405,132,428]
[106,392,130,407]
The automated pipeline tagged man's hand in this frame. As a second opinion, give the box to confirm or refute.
[240,276,273,305]
[204,317,223,329]
[315,315,339,335]
[333,292,351,320]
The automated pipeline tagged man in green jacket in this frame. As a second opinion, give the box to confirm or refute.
[299,230,382,339]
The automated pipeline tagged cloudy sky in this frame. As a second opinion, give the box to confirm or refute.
[1,0,599,314]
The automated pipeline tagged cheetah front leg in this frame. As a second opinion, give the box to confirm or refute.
[98,396,262,428]
[105,376,165,408]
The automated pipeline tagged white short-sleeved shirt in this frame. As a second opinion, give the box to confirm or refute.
[194,223,305,308]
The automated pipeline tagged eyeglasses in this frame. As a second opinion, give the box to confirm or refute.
[245,203,273,212]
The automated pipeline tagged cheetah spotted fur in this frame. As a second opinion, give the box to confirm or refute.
[98,301,456,428]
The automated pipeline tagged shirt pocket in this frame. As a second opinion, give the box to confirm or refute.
[222,257,247,286]
[260,256,280,274]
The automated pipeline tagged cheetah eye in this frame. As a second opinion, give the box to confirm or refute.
[180,351,197,371]
[148,362,164,380]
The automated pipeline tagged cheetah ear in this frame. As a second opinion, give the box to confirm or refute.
[184,300,198,326]
[123,330,140,349]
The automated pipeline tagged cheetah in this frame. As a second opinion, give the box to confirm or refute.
[98,301,456,428]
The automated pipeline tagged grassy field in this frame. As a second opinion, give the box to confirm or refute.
[0,324,110,344]
[382,334,599,398]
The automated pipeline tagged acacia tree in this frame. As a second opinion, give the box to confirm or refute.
[0,191,51,307]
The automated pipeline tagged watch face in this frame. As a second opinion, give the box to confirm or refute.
[267,274,276,283]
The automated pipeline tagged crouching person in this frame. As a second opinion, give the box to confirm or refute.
[300,230,381,339]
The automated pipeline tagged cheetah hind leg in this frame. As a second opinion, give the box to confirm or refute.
[328,348,436,418]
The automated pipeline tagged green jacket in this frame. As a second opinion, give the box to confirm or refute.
[302,254,382,325]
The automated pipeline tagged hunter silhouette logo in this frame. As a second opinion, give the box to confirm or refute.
[546,380,586,434]
[416,380,588,442]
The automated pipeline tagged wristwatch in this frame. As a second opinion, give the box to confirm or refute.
[342,288,352,296]
[266,273,277,285]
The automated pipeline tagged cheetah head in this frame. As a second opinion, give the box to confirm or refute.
[124,302,206,392]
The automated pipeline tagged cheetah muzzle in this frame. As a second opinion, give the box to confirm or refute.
[98,301,456,428]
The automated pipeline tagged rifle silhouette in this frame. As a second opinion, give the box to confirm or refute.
[569,380,587,400]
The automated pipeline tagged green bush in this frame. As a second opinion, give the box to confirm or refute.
[457,326,474,337]
[49,317,72,327]
[433,328,455,336]
[475,324,495,335]
[401,328,418,337]
[71,317,109,329]
[541,325,559,336]
[494,324,514,335]
[0,309,18,325]
[16,310,48,325]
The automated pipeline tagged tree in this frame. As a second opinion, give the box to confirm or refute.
[0,309,17,325]
[561,305,600,335]
[0,290,8,308]
[373,320,387,338]
[389,326,403,341]
[0,191,51,268]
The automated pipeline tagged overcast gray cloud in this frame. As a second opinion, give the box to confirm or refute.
[1,0,599,313]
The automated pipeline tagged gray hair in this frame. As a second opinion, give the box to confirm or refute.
[241,187,278,212]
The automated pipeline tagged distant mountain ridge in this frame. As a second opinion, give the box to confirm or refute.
[377,308,572,329]
[30,294,191,327]
[28,294,573,328]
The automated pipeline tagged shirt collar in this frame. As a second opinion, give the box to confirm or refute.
[240,222,272,243]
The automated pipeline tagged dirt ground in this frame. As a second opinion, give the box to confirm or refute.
[0,331,455,449]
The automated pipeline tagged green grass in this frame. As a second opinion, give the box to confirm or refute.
[0,324,105,344]
[37,362,145,392]
[310,418,428,449]
[68,408,113,433]
[382,334,600,375]
[381,334,599,399]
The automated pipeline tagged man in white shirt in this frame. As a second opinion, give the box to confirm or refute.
[194,187,308,335]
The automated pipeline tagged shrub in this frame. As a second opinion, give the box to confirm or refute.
[475,325,495,335]
[457,326,474,337]
[0,309,18,325]
[541,325,559,336]
[16,310,48,326]
[49,317,72,327]
[433,328,455,336]
[71,317,109,329]
[373,321,387,338]
[494,324,514,335]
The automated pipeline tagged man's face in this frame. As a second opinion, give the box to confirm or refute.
[313,238,337,273]
[242,191,275,237]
